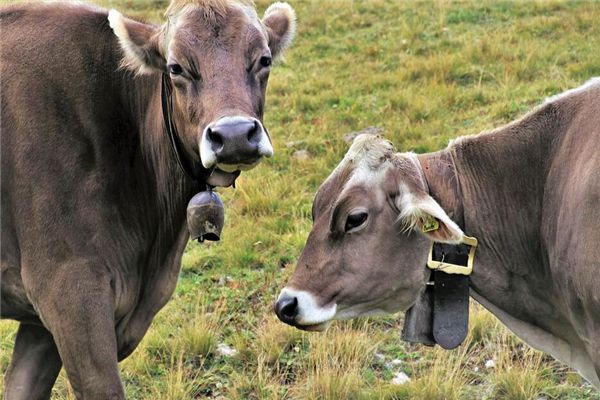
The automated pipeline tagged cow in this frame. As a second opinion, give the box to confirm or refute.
[0,0,295,398]
[274,78,600,387]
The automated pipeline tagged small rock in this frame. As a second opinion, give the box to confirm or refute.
[391,372,411,385]
[374,352,385,361]
[217,343,237,357]
[217,276,233,286]
[285,140,304,148]
[343,126,384,143]
[473,366,479,372]
[485,359,495,369]
[292,150,310,161]
[390,359,402,366]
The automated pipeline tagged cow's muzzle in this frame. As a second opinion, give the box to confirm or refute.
[274,288,335,332]
[200,116,273,171]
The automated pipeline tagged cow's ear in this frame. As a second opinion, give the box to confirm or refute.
[108,10,165,74]
[262,2,296,59]
[399,193,464,244]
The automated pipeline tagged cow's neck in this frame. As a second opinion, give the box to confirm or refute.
[128,71,199,219]
[107,69,201,351]
[118,70,200,268]
[420,104,571,341]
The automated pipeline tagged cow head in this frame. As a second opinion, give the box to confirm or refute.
[275,134,465,331]
[108,0,295,184]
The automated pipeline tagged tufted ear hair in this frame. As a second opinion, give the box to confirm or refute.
[398,189,464,244]
[262,2,296,59]
[108,10,166,74]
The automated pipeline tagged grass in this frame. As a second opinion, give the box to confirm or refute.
[2,0,600,398]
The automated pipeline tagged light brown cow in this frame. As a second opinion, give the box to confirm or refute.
[1,0,294,399]
[275,79,600,386]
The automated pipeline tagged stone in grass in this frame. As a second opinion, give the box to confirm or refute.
[217,276,234,286]
[391,371,411,385]
[285,140,304,148]
[485,359,495,369]
[292,149,310,162]
[217,343,237,357]
[344,126,384,144]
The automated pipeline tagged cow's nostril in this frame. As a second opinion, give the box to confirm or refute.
[207,128,223,147]
[247,120,260,143]
[275,296,298,325]
[281,297,298,319]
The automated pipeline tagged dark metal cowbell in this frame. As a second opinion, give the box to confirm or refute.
[186,190,224,242]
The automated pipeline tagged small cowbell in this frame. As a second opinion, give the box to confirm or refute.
[186,189,224,242]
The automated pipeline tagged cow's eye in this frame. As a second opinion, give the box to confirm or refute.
[259,56,272,68]
[168,64,184,76]
[345,212,368,232]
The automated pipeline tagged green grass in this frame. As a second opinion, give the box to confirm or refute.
[2,0,600,398]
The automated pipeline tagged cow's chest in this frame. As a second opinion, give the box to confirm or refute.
[113,227,189,359]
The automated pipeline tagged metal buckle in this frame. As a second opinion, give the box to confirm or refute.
[427,236,478,275]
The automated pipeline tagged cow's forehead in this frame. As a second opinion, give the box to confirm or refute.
[314,134,396,214]
[167,0,256,21]
[332,134,395,185]
[166,1,264,49]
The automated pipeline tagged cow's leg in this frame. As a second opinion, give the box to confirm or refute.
[4,323,62,400]
[31,263,124,400]
[591,345,600,387]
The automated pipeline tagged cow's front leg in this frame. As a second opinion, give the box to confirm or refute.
[4,323,62,400]
[29,262,124,400]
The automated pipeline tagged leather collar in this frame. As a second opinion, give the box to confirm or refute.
[401,151,474,350]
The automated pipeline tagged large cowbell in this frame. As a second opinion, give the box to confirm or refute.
[186,189,224,242]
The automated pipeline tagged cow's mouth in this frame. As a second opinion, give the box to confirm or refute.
[206,168,241,188]
[217,160,262,173]
[295,321,332,332]
[205,159,263,188]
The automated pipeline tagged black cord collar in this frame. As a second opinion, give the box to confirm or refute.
[161,74,211,183]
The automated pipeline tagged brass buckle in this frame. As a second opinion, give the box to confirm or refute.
[427,236,478,276]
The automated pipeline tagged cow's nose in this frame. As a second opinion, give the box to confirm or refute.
[205,119,261,163]
[274,296,298,325]
[200,116,274,170]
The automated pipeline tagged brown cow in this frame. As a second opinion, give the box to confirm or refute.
[1,0,294,398]
[275,79,600,387]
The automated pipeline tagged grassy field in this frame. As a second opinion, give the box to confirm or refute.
[2,0,600,398]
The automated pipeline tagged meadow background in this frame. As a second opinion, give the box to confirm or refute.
[1,0,600,398]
